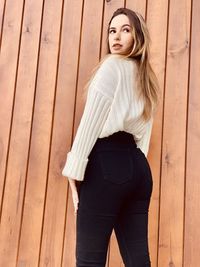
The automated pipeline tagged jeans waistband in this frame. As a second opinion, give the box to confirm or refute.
[93,131,137,152]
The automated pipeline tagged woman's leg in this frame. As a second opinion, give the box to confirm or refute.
[114,198,152,267]
[76,207,115,267]
[75,153,121,267]
[114,151,153,267]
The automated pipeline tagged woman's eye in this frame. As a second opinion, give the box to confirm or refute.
[123,28,130,32]
[109,29,115,34]
[109,28,130,34]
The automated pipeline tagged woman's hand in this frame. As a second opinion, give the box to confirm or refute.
[68,178,79,214]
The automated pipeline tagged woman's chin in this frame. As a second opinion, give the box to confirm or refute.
[111,50,124,55]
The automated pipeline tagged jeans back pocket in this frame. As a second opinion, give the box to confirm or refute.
[97,147,134,185]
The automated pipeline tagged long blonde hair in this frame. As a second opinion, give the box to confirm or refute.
[83,8,160,122]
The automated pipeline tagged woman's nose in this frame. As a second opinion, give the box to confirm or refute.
[114,32,120,40]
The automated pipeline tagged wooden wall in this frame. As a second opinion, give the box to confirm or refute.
[0,0,199,266]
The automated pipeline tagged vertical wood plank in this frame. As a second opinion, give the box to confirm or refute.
[0,0,6,48]
[184,0,200,266]
[126,0,146,17]
[39,1,84,266]
[16,0,63,266]
[73,0,105,132]
[141,1,169,266]
[0,0,44,266]
[0,0,24,223]
[62,0,104,266]
[158,0,192,266]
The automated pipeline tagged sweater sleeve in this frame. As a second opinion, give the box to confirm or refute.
[136,117,153,157]
[62,56,119,181]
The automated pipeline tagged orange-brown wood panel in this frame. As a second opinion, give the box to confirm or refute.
[142,1,168,266]
[0,0,5,44]
[60,1,84,266]
[63,0,105,266]
[126,0,146,17]
[158,0,192,266]
[0,0,44,266]
[184,0,200,266]
[16,0,64,266]
[0,0,24,224]
[39,1,84,266]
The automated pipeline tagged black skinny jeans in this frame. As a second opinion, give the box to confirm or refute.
[76,131,153,267]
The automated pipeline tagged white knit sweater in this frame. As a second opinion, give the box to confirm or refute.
[62,54,154,181]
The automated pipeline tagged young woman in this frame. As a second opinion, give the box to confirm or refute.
[62,7,160,267]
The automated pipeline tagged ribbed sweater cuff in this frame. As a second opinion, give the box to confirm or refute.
[62,151,88,181]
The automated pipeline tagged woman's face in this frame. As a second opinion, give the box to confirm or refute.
[108,14,134,55]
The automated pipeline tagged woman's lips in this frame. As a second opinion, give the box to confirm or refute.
[113,44,122,49]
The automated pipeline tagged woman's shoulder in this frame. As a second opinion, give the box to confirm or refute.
[98,54,136,77]
[102,53,134,66]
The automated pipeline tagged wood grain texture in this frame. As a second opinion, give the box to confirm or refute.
[158,0,192,266]
[17,0,64,266]
[144,1,168,266]
[0,0,44,266]
[184,0,200,266]
[0,0,24,225]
